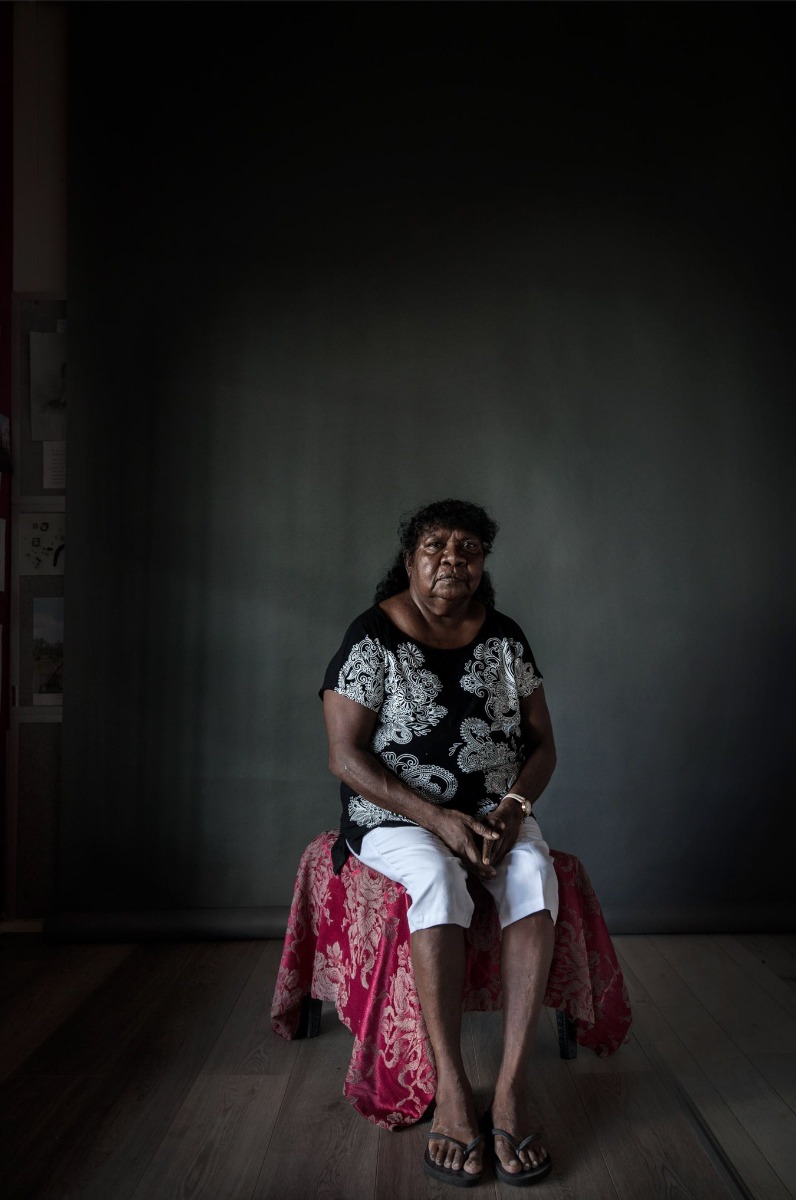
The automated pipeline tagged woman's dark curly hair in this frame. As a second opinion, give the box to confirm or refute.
[374,499,499,605]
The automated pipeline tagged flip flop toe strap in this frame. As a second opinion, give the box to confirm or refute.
[492,1128,543,1156]
[428,1133,484,1160]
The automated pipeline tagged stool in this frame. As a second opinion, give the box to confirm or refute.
[271,832,631,1130]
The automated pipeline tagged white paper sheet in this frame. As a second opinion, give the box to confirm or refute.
[43,442,66,489]
[19,513,65,575]
[29,332,67,441]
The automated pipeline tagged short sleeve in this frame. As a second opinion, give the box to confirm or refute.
[500,616,543,698]
[320,615,386,712]
[513,645,543,698]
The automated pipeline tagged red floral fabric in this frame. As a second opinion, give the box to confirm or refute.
[271,831,632,1129]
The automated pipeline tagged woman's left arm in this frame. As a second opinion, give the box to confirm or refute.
[483,684,557,867]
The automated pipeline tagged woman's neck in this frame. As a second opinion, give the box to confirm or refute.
[379,591,486,650]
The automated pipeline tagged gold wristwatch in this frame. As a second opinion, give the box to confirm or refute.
[504,792,532,817]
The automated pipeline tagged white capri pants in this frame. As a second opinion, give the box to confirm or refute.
[351,817,559,935]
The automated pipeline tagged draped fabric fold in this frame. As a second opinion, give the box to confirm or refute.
[271,831,631,1129]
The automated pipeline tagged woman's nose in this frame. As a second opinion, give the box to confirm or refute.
[441,539,465,564]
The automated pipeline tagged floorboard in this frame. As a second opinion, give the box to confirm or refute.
[254,1015,380,1200]
[478,1007,621,1199]
[14,943,201,1077]
[130,1074,278,1200]
[127,941,264,1078]
[374,1010,493,1200]
[774,936,796,963]
[542,1002,743,1200]
[613,936,697,1007]
[659,1002,796,1194]
[745,1053,796,1118]
[2,942,264,1200]
[0,940,133,1084]
[16,1071,213,1200]
[201,941,298,1076]
[632,1001,792,1200]
[571,1071,737,1200]
[0,935,72,1002]
[736,934,796,982]
[376,1117,496,1200]
[651,936,796,1056]
[3,934,795,1200]
[717,936,796,1022]
[613,944,651,1005]
[0,1072,105,1200]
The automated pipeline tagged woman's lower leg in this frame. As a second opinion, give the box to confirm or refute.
[411,924,482,1175]
[493,910,555,1174]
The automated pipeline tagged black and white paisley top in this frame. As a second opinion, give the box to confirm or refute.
[321,604,543,870]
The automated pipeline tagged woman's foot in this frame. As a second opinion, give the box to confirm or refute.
[426,1088,484,1178]
[491,1087,550,1178]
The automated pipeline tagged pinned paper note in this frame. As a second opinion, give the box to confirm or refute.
[29,332,66,441]
[19,513,65,575]
[43,442,66,489]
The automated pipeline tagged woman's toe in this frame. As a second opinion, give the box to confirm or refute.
[520,1143,548,1170]
[464,1149,482,1175]
[432,1139,462,1171]
[429,1127,481,1174]
[496,1141,521,1173]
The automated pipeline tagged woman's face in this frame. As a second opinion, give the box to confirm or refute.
[405,526,485,602]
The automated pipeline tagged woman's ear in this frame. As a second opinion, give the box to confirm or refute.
[404,550,413,575]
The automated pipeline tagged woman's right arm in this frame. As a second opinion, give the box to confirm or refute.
[322,689,499,878]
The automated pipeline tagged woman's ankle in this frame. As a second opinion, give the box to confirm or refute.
[492,1077,527,1110]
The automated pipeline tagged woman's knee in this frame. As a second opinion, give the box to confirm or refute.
[489,846,559,928]
[407,856,474,931]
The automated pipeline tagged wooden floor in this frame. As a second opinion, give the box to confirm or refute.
[1,933,795,1200]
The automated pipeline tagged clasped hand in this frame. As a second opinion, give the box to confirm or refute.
[481,797,524,867]
[435,799,523,879]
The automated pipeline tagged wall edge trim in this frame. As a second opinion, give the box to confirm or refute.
[43,901,796,941]
[44,906,292,941]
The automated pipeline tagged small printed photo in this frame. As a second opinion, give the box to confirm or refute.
[33,596,64,704]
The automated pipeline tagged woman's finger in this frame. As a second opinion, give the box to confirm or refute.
[469,819,499,840]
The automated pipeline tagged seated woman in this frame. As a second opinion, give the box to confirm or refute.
[322,499,558,1188]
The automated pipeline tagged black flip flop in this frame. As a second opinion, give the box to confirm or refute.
[491,1124,552,1186]
[423,1132,485,1188]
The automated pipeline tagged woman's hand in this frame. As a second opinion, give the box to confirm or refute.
[433,808,501,879]
[481,796,525,868]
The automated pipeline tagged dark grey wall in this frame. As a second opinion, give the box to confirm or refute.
[60,5,795,930]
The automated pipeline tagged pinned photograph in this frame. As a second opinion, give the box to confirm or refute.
[33,597,64,705]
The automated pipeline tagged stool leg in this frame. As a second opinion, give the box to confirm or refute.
[296,995,323,1039]
[556,1010,578,1059]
